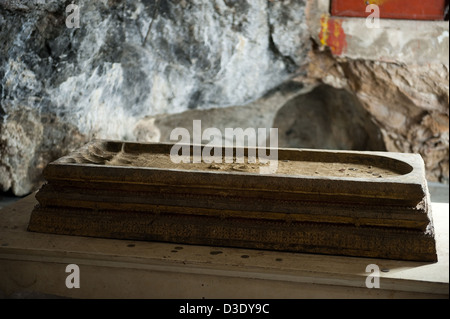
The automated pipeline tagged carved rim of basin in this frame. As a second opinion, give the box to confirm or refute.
[44,140,427,207]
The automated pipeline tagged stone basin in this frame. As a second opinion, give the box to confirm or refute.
[28,140,437,262]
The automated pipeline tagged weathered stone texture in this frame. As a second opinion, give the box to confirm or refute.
[0,0,309,195]
[306,51,449,183]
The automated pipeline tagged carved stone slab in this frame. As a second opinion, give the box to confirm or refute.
[28,140,437,262]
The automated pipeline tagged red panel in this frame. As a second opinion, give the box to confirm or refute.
[331,0,446,20]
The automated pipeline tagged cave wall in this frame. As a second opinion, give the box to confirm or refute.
[306,52,449,183]
[0,0,310,195]
[305,0,449,183]
[0,0,448,196]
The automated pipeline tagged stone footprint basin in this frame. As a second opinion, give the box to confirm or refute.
[50,139,422,207]
[29,140,437,262]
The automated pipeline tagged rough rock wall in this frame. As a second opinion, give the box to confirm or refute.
[305,50,449,183]
[0,0,309,195]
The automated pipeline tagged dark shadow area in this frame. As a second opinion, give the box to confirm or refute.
[273,84,386,151]
[0,190,24,210]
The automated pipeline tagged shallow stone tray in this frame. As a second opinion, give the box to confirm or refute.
[28,140,437,262]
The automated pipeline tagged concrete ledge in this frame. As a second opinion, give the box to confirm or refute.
[309,0,449,65]
[0,194,448,299]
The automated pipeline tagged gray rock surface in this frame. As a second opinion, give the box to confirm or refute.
[134,80,308,145]
[0,0,309,195]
